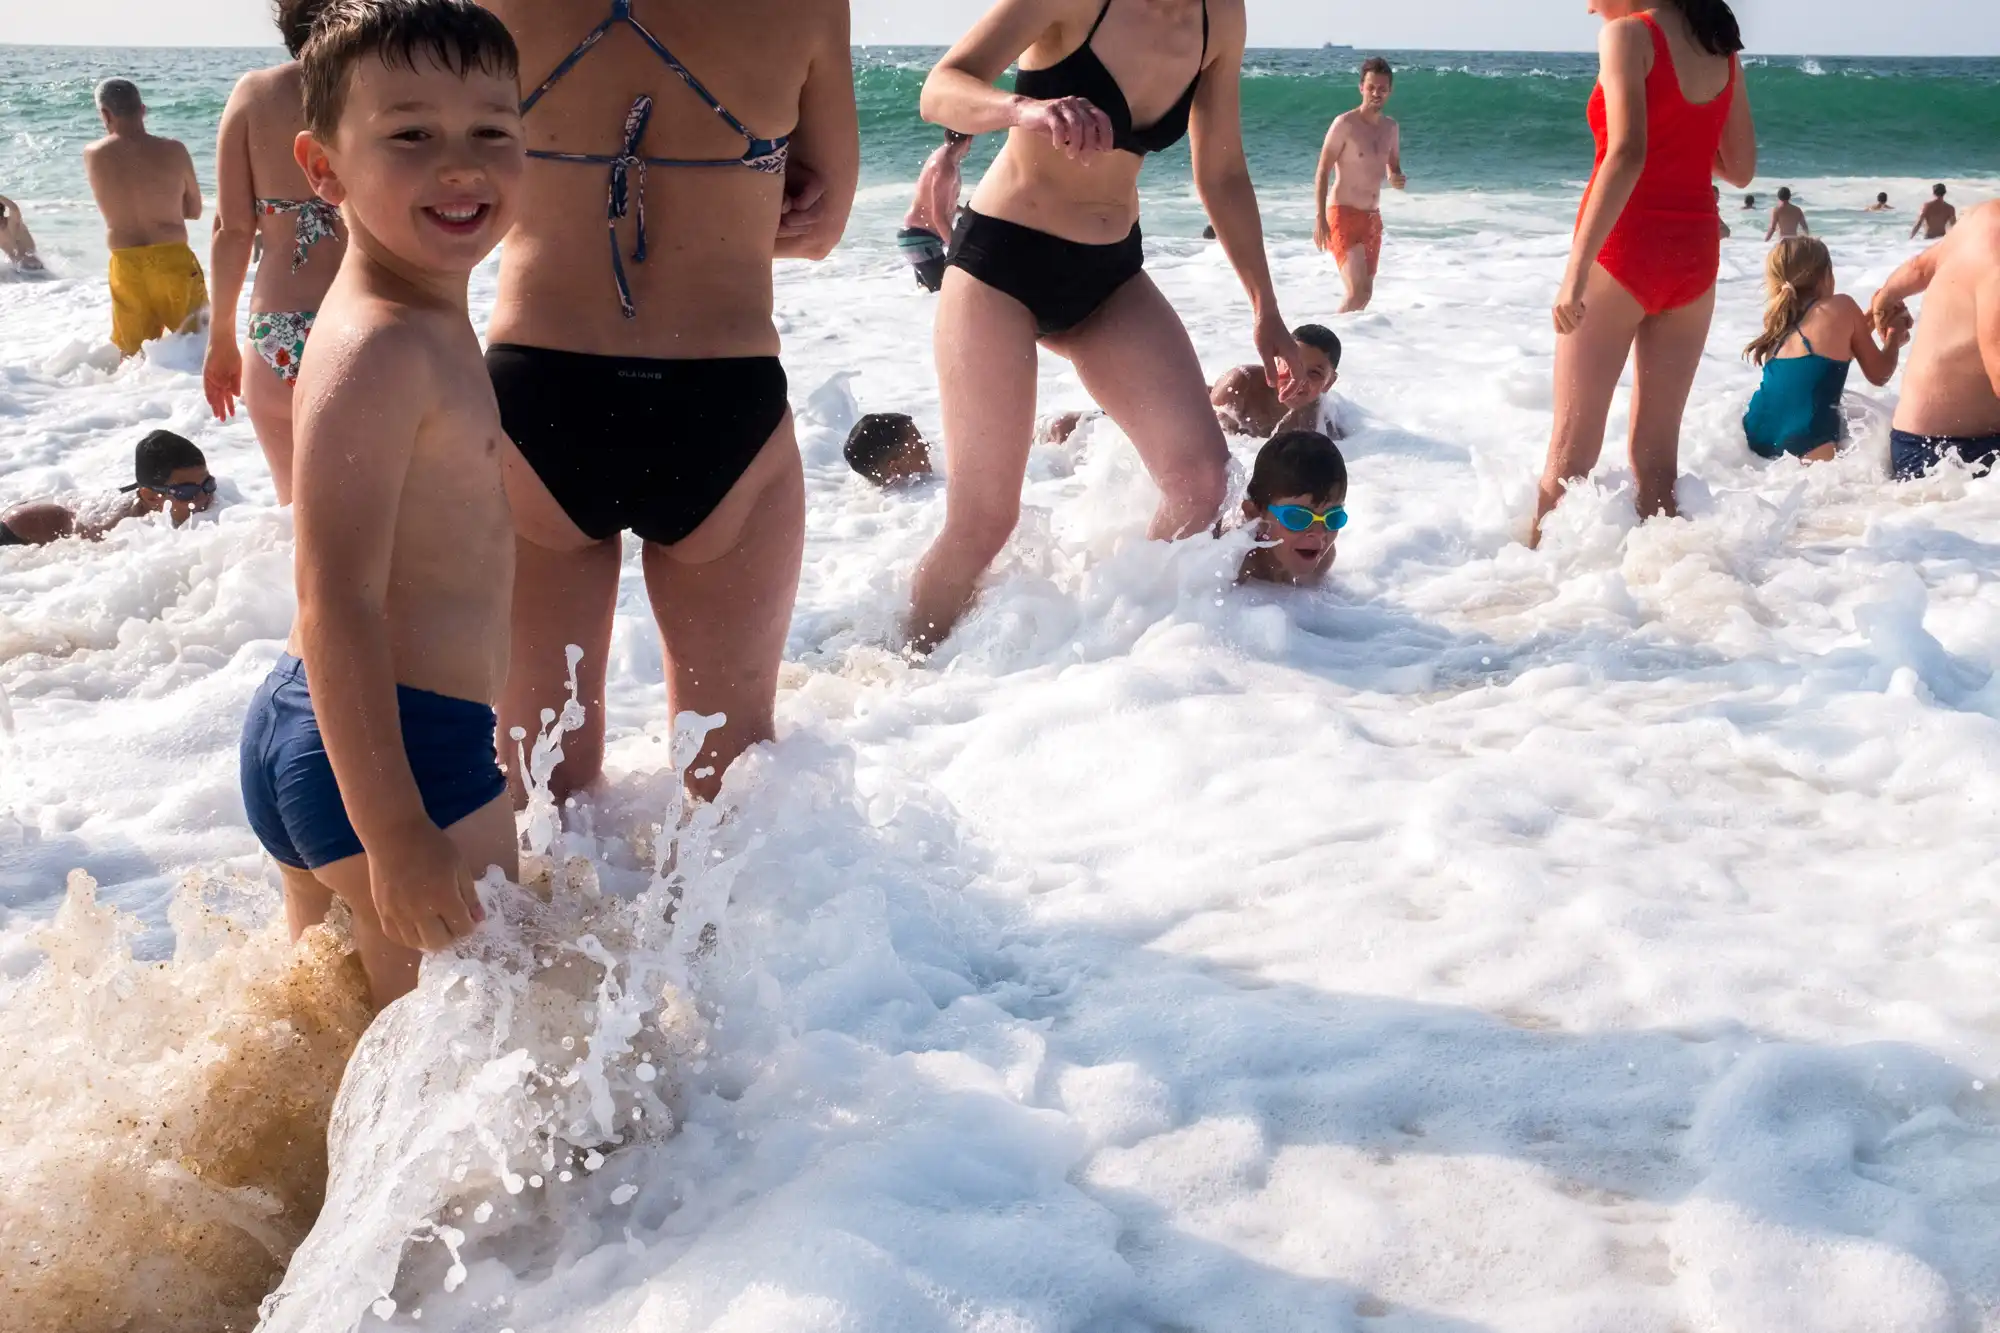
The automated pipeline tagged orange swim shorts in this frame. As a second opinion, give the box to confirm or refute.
[1328,205,1384,272]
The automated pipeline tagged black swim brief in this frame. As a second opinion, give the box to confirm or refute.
[945,208,1145,338]
[1890,428,2000,481]
[488,345,789,547]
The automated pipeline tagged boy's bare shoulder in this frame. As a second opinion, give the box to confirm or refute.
[299,302,446,404]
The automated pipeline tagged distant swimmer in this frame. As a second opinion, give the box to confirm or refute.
[1314,56,1405,312]
[1236,429,1347,587]
[1913,184,1957,240]
[1742,193,1757,210]
[82,78,208,357]
[1212,323,1343,437]
[0,430,217,548]
[1765,186,1808,241]
[845,413,935,485]
[1871,201,2000,480]
[1866,191,1891,212]
[900,130,973,293]
[1742,238,1907,464]
[0,195,44,272]
[1534,0,1755,546]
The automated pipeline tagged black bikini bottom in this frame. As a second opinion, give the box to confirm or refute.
[487,345,788,547]
[945,209,1144,337]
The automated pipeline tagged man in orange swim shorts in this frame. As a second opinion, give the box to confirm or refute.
[1314,57,1406,313]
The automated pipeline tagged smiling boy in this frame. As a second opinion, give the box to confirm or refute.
[1239,429,1348,587]
[237,0,525,1007]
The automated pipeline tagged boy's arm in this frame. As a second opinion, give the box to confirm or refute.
[293,323,483,951]
[1871,238,1943,331]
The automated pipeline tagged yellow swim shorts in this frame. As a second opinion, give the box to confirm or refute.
[108,241,209,356]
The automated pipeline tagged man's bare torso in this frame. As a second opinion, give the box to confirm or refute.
[1918,199,1957,240]
[1769,202,1807,238]
[84,133,195,250]
[1895,203,2000,439]
[1329,110,1398,212]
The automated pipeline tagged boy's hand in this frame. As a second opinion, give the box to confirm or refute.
[1255,311,1310,405]
[371,819,485,952]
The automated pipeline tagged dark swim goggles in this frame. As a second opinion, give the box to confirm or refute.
[1267,503,1348,533]
[152,477,218,502]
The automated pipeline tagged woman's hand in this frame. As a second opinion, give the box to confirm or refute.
[1016,96,1113,160]
[777,160,826,242]
[203,336,242,420]
[1255,310,1310,405]
[1552,268,1589,335]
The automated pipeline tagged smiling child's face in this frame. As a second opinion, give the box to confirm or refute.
[1250,490,1346,585]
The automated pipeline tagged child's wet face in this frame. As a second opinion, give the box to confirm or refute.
[1297,347,1337,398]
[314,54,524,275]
[140,464,214,525]
[1255,491,1344,584]
[879,437,934,486]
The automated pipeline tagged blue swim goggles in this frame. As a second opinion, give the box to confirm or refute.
[1267,503,1348,533]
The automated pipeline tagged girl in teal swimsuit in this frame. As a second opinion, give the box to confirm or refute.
[1744,237,1908,463]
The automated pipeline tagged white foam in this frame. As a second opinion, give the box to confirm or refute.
[3,172,2000,1330]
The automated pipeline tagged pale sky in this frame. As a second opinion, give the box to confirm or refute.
[9,0,1998,56]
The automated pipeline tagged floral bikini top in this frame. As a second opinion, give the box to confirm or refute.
[255,197,342,272]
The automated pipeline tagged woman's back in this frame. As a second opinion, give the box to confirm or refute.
[223,63,345,312]
[486,0,843,356]
[1588,7,1735,220]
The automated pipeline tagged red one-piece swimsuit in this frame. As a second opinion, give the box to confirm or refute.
[1580,12,1737,315]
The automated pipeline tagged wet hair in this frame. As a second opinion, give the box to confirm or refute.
[1248,430,1347,509]
[1934,183,1948,198]
[275,0,331,57]
[1360,57,1393,84]
[1877,192,1889,204]
[301,0,519,140]
[844,413,930,485]
[129,430,208,490]
[1292,324,1342,370]
[1201,224,1216,240]
[1744,194,1756,206]
[1777,187,1792,203]
[95,79,143,119]
[1674,0,1744,56]
[1745,237,1833,367]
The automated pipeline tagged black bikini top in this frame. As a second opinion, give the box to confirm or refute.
[1013,0,1208,157]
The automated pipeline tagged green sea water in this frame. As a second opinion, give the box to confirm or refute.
[2,44,1996,247]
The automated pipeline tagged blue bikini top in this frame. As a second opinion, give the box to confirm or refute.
[1013,0,1208,157]
[521,0,790,318]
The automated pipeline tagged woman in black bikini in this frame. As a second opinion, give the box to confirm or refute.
[907,0,1306,651]
[482,0,857,802]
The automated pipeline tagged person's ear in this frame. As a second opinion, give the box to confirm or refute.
[1328,368,1339,385]
[296,130,347,206]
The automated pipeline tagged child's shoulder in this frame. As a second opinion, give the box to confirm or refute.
[299,300,446,401]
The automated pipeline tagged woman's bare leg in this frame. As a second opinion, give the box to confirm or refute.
[1533,263,1646,546]
[643,419,805,803]
[1627,285,1717,521]
[907,269,1042,653]
[1044,274,1230,539]
[499,534,622,808]
[242,347,297,506]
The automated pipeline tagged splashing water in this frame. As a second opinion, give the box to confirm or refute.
[0,871,373,1333]
[259,693,742,1331]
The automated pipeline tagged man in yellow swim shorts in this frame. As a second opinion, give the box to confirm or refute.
[82,78,209,357]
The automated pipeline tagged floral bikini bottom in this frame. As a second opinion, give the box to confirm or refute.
[248,309,315,382]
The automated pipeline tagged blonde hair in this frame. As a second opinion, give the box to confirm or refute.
[1746,237,1834,366]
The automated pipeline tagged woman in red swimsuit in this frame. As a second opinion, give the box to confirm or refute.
[1532,0,1757,545]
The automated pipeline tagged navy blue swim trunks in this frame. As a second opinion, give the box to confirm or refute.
[1890,429,2000,481]
[238,654,506,870]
